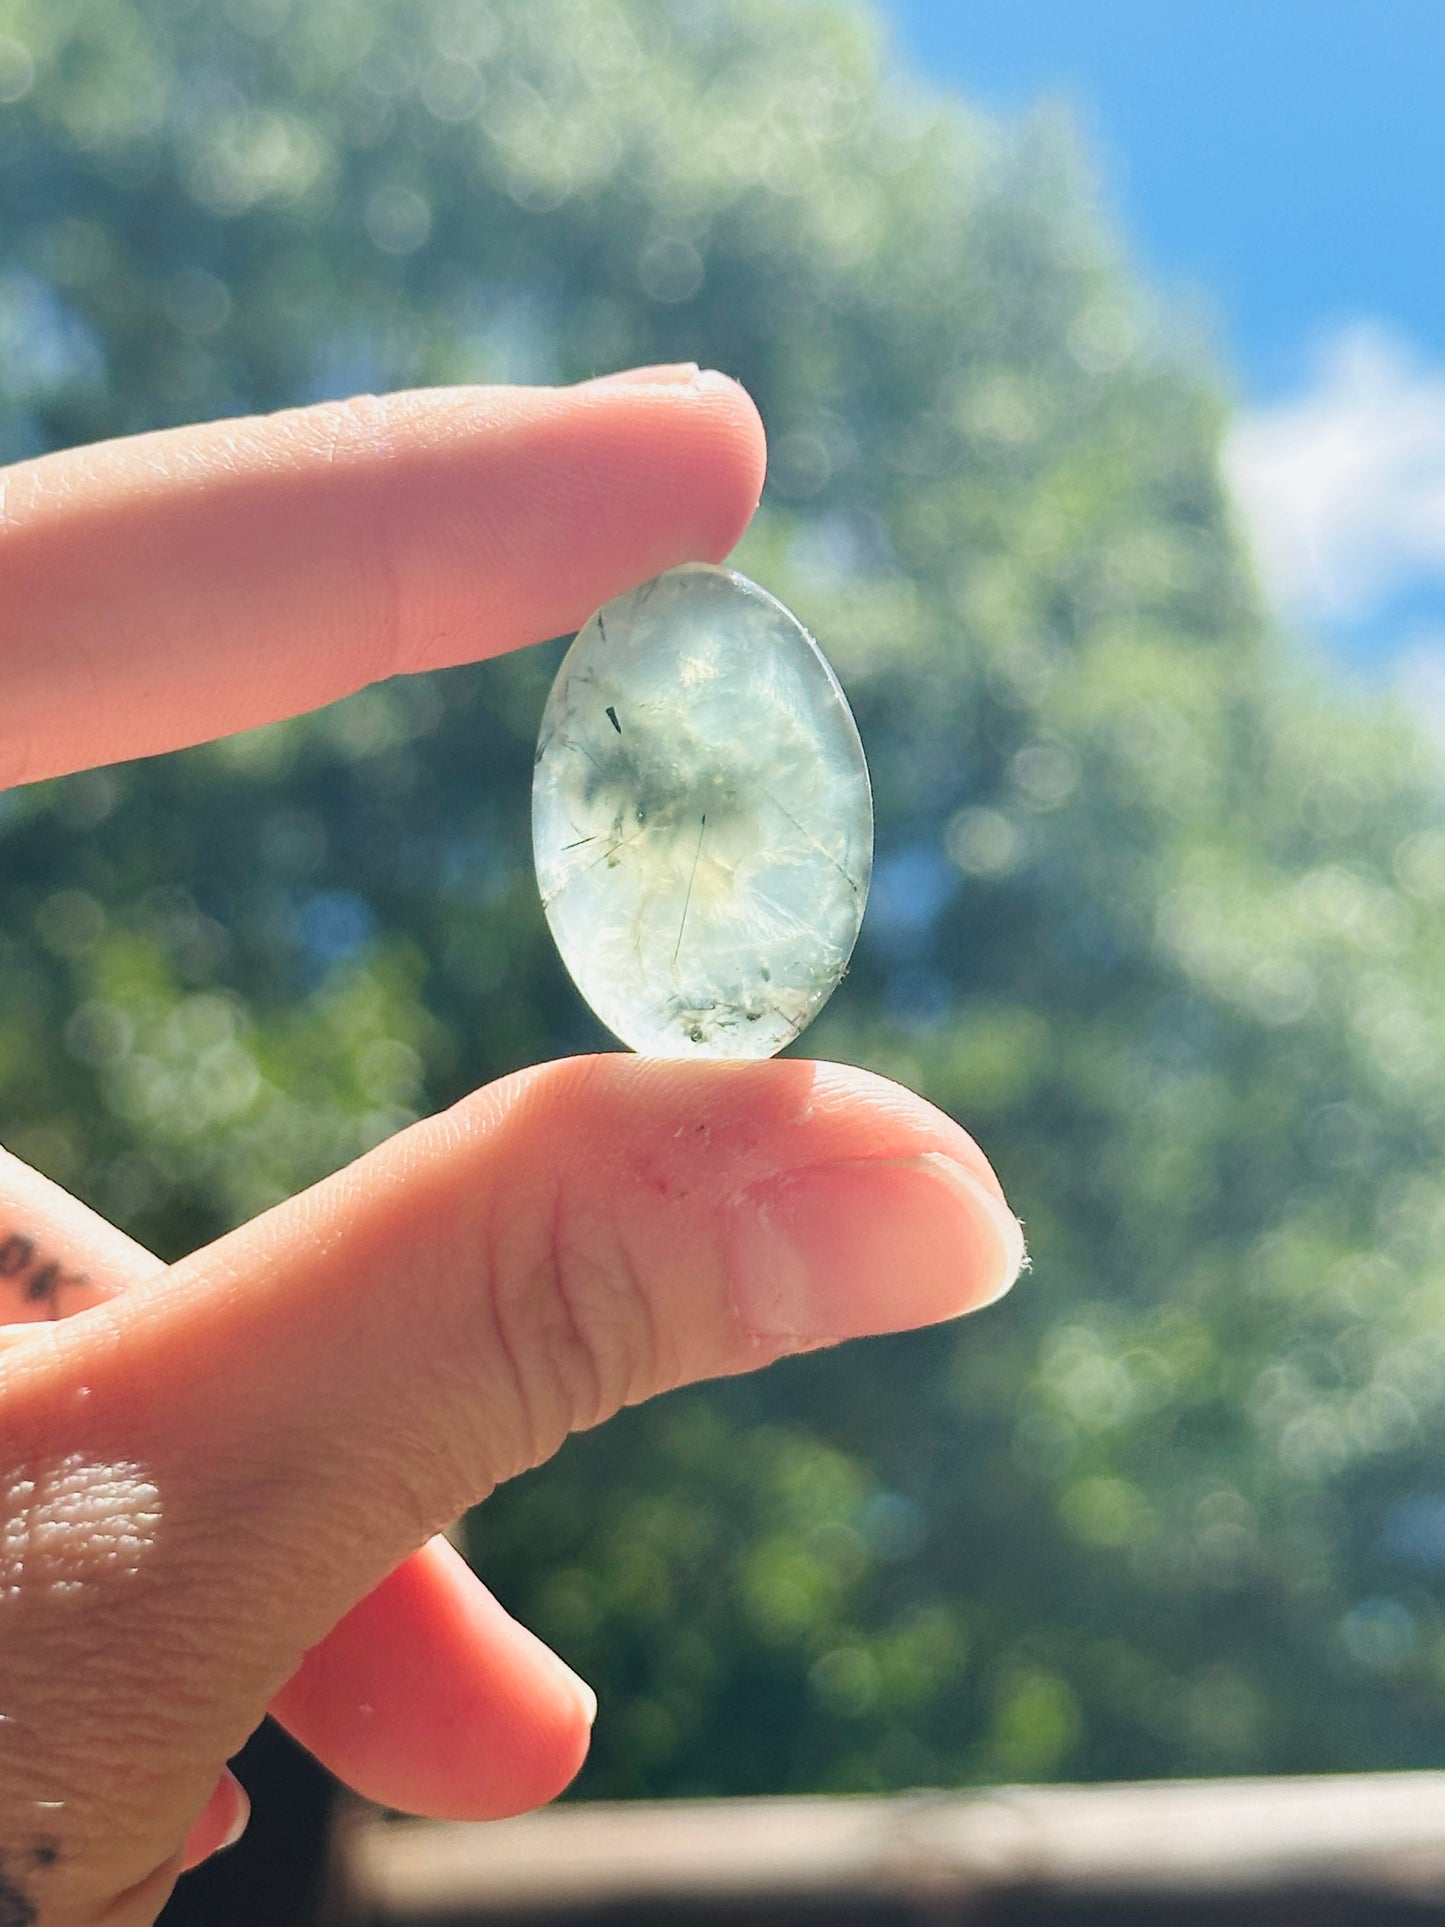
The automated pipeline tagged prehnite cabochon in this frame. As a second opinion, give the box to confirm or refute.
[532,563,873,1059]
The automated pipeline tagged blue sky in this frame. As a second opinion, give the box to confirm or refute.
[879,0,1445,676]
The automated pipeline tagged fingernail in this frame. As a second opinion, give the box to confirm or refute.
[580,361,701,387]
[218,1776,251,1852]
[728,1154,1027,1344]
[539,1641,598,1726]
[571,1672,599,1728]
[179,1768,250,1871]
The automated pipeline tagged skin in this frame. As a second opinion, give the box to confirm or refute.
[0,366,1026,1926]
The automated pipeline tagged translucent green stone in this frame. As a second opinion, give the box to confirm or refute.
[532,563,873,1058]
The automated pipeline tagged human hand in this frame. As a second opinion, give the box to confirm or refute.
[0,369,1026,1926]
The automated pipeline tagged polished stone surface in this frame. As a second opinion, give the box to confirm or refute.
[533,563,872,1057]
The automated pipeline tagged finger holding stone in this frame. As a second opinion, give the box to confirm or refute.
[0,374,765,786]
[0,1056,1023,1922]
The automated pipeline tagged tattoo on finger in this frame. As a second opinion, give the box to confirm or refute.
[0,1231,89,1318]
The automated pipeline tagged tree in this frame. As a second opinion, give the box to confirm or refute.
[4,0,1445,1798]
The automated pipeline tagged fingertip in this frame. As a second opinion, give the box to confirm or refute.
[270,1537,596,1820]
[728,1151,1028,1345]
[567,365,767,564]
[688,369,769,531]
[524,1666,596,1810]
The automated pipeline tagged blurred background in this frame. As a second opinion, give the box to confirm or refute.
[5,0,1445,1914]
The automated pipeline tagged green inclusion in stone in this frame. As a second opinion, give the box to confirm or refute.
[532,563,873,1059]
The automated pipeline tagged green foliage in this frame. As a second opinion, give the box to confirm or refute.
[5,0,1445,1793]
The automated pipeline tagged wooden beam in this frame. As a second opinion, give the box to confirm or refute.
[344,1774,1445,1921]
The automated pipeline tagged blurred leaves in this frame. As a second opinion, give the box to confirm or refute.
[5,0,1445,1794]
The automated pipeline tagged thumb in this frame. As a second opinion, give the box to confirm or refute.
[0,1057,1024,1922]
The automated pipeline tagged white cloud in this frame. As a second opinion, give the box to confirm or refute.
[1224,325,1445,628]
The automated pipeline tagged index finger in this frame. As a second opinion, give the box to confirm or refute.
[0,370,766,787]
